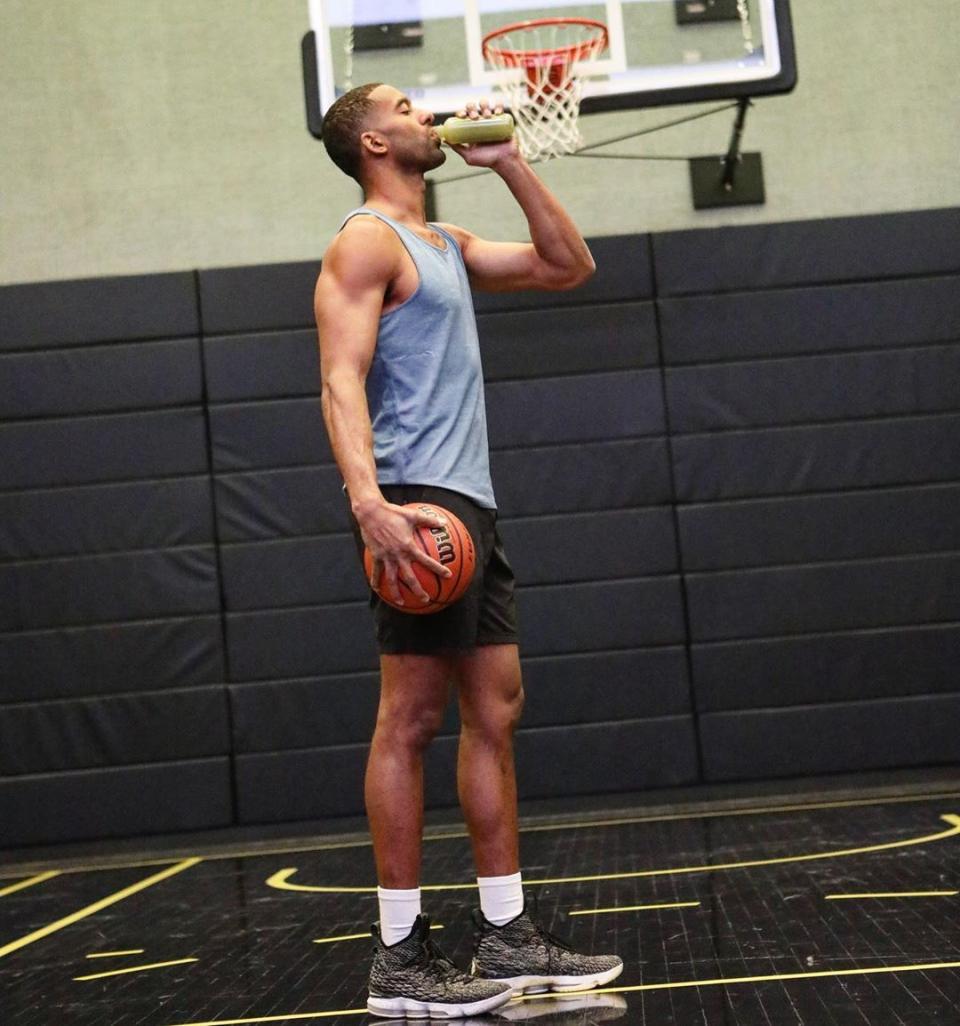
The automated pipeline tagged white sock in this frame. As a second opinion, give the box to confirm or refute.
[477,871,524,926]
[377,886,422,946]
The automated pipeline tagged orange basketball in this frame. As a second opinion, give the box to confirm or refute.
[363,503,476,615]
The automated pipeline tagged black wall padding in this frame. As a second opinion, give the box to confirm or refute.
[478,303,659,379]
[0,339,202,418]
[687,553,960,642]
[667,345,960,432]
[215,466,349,541]
[678,484,960,571]
[0,687,229,775]
[198,261,319,334]
[520,649,690,723]
[231,674,382,752]
[0,759,232,846]
[500,509,677,584]
[0,409,208,489]
[226,605,379,680]
[652,207,960,295]
[0,269,226,849]
[209,399,332,471]
[1,547,221,632]
[0,271,198,350]
[699,694,960,781]
[658,276,960,364]
[518,578,685,656]
[220,535,364,610]
[0,617,224,703]
[514,718,699,796]
[491,440,673,514]
[487,371,664,447]
[203,329,321,402]
[692,623,960,711]
[672,414,960,502]
[3,208,959,848]
[0,478,213,559]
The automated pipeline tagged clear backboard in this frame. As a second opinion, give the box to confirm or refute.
[302,0,796,136]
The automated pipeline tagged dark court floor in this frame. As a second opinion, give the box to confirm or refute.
[2,775,960,1026]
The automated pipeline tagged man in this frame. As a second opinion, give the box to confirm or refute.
[314,82,623,1020]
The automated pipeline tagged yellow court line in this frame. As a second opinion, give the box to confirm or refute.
[5,788,960,879]
[313,924,443,944]
[826,891,958,900]
[86,949,146,958]
[266,813,960,894]
[163,960,960,1026]
[0,858,202,960]
[568,902,701,916]
[75,957,198,981]
[0,871,61,897]
[588,959,960,997]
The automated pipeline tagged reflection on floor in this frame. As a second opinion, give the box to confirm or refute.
[2,787,960,1025]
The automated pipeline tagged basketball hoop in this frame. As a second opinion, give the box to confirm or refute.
[482,18,608,162]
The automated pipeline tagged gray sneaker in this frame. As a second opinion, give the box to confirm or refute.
[368,914,514,1019]
[470,899,624,996]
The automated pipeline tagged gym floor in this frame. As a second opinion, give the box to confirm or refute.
[2,775,959,1026]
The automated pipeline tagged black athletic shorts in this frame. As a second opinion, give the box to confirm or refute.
[348,484,519,654]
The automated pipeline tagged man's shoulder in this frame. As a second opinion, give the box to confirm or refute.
[320,216,403,281]
[333,212,401,249]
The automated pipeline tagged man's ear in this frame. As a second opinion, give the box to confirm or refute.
[361,130,388,157]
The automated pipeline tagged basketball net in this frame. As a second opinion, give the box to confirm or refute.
[483,18,608,162]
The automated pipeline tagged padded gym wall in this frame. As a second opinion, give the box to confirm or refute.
[0,275,231,847]
[1,205,958,849]
[655,206,960,781]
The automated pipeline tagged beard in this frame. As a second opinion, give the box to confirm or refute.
[393,135,446,175]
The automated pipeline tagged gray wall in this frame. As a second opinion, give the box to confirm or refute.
[2,206,959,848]
[2,0,959,285]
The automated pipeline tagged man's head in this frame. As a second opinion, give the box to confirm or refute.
[321,83,445,185]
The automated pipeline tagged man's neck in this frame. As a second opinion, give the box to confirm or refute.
[363,170,428,226]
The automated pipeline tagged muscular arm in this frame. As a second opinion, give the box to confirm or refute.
[315,220,450,603]
[441,130,595,292]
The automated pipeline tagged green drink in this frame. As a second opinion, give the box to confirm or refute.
[438,113,515,145]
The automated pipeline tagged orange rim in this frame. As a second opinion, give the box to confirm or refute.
[482,17,608,69]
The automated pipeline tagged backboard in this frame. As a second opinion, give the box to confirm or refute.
[303,0,796,137]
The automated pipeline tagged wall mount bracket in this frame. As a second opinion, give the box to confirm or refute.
[689,97,766,208]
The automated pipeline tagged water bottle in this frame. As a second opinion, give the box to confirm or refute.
[438,112,515,145]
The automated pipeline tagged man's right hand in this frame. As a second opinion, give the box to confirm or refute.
[353,498,454,607]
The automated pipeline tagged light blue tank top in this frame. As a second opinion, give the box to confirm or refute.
[340,207,496,509]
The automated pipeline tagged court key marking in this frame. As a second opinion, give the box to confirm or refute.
[265,813,960,894]
[0,858,202,960]
[86,949,146,958]
[75,957,199,982]
[825,890,958,900]
[568,901,701,916]
[0,871,61,897]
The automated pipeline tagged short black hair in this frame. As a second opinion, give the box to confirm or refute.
[321,83,383,182]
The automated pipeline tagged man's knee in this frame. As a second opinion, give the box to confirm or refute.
[461,679,524,742]
[375,700,447,752]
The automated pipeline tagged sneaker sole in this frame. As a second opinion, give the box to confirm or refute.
[489,961,624,996]
[367,985,514,1019]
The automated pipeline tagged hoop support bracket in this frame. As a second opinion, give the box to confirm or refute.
[689,97,765,209]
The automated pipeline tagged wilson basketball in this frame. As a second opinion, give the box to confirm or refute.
[363,503,476,614]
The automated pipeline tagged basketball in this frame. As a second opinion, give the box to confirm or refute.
[363,503,476,614]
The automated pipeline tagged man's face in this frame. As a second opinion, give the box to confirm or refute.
[363,84,446,173]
